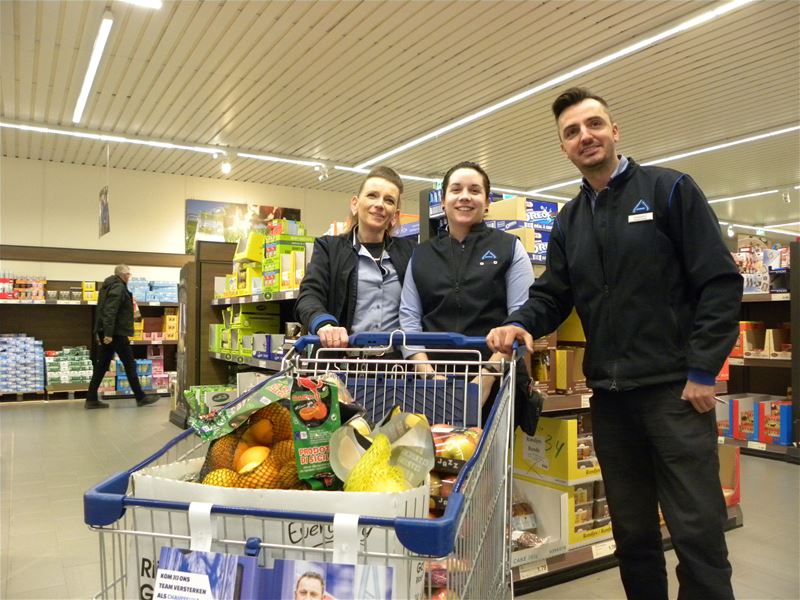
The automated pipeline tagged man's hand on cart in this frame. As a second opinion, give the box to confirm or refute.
[317,324,350,348]
[486,324,534,355]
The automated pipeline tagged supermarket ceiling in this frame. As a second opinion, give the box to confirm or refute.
[1,0,799,236]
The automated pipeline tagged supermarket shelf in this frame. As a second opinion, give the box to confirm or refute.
[741,292,790,303]
[718,435,794,460]
[0,299,177,306]
[130,340,178,346]
[727,357,792,368]
[543,393,591,413]
[513,504,743,594]
[211,290,298,305]
[209,351,282,371]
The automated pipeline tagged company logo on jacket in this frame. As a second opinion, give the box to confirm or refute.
[632,199,651,213]
[480,250,499,266]
[629,199,654,223]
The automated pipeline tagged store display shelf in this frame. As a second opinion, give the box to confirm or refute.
[130,340,178,346]
[727,357,791,368]
[542,393,591,413]
[0,299,98,305]
[718,435,793,459]
[211,290,298,305]
[741,292,790,303]
[512,504,743,594]
[209,351,282,371]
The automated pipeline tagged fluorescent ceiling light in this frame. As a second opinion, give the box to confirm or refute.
[643,126,800,166]
[0,121,223,155]
[708,189,778,204]
[73,12,114,124]
[728,223,799,236]
[119,0,163,8]
[769,221,800,228]
[527,125,799,194]
[355,0,754,169]
[237,152,323,168]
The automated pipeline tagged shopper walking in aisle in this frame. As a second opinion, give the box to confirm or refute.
[399,161,539,432]
[85,264,160,409]
[295,166,415,348]
[487,88,742,600]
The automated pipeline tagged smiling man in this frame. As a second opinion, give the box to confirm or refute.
[487,88,742,600]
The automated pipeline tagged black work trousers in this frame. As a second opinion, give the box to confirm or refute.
[87,335,145,402]
[590,381,734,600]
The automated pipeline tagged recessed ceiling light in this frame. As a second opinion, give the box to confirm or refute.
[355,0,755,169]
[220,161,232,175]
[119,0,163,8]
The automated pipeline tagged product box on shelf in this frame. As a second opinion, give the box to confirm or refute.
[509,474,569,566]
[208,324,225,352]
[222,303,280,329]
[235,263,264,296]
[715,398,732,437]
[233,231,267,264]
[549,347,588,394]
[756,399,793,446]
[516,474,612,549]
[764,326,791,359]
[732,251,770,294]
[725,393,784,441]
[268,219,306,236]
[513,416,600,485]
[730,321,766,358]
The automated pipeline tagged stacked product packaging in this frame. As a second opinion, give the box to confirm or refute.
[45,346,93,386]
[715,392,793,446]
[115,358,154,394]
[128,277,178,303]
[129,308,179,342]
[483,195,558,264]
[0,334,45,392]
[209,302,283,360]
[731,243,791,294]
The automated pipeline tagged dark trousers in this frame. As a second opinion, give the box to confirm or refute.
[590,381,734,600]
[87,335,145,402]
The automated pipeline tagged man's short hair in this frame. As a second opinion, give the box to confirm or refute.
[551,87,612,121]
[295,571,325,594]
[358,166,404,197]
[114,264,130,277]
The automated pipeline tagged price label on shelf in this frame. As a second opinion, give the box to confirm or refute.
[728,358,744,366]
[58,300,80,305]
[591,539,616,559]
[580,394,591,409]
[746,441,767,451]
[149,302,161,306]
[518,559,548,580]
[718,436,725,445]
[773,293,790,301]
[251,295,259,303]
[153,340,163,345]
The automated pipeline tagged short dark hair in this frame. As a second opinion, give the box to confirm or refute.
[441,161,491,198]
[358,165,404,197]
[296,571,325,594]
[551,87,612,121]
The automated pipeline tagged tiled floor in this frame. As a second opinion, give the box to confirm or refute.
[1,398,798,599]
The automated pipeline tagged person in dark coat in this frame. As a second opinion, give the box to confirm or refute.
[295,166,415,348]
[85,264,159,409]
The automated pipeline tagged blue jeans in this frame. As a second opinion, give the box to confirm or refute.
[590,381,734,600]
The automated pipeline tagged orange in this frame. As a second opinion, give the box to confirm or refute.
[235,445,270,474]
[247,419,274,446]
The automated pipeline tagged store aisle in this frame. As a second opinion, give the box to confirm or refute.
[1,399,798,599]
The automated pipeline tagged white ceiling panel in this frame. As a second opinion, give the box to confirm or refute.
[1,0,798,230]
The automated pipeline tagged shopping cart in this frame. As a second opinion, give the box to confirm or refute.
[85,332,517,600]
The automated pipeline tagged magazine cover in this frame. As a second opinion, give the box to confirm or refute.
[155,546,259,600]
[266,559,393,600]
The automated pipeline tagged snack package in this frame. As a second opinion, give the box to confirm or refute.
[510,487,548,551]
[189,375,292,441]
[289,375,343,489]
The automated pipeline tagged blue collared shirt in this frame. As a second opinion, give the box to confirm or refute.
[350,241,402,334]
[582,155,629,213]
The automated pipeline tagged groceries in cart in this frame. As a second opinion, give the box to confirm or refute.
[427,424,483,518]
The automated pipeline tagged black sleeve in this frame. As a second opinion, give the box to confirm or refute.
[669,175,743,375]
[504,217,574,337]
[100,281,123,337]
[295,237,338,334]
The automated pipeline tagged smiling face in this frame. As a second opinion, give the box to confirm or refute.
[350,176,400,239]
[557,98,620,174]
[443,167,488,232]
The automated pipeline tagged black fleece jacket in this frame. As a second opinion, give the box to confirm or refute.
[94,274,135,338]
[295,230,415,334]
[506,158,743,391]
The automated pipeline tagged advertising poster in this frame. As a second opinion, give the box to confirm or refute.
[99,185,110,237]
[185,199,301,254]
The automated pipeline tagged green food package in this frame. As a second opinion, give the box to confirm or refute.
[289,375,343,489]
[189,375,293,441]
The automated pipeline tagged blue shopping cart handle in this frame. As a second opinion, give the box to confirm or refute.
[293,331,488,353]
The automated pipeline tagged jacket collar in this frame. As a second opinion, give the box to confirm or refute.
[439,221,489,240]
[350,226,395,251]
[579,155,636,200]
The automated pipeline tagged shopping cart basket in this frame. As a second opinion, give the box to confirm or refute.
[85,332,517,599]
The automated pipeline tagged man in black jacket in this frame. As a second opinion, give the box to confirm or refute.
[488,88,741,600]
[85,265,159,409]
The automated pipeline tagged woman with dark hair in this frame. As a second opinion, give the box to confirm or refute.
[295,166,415,347]
[399,161,537,427]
